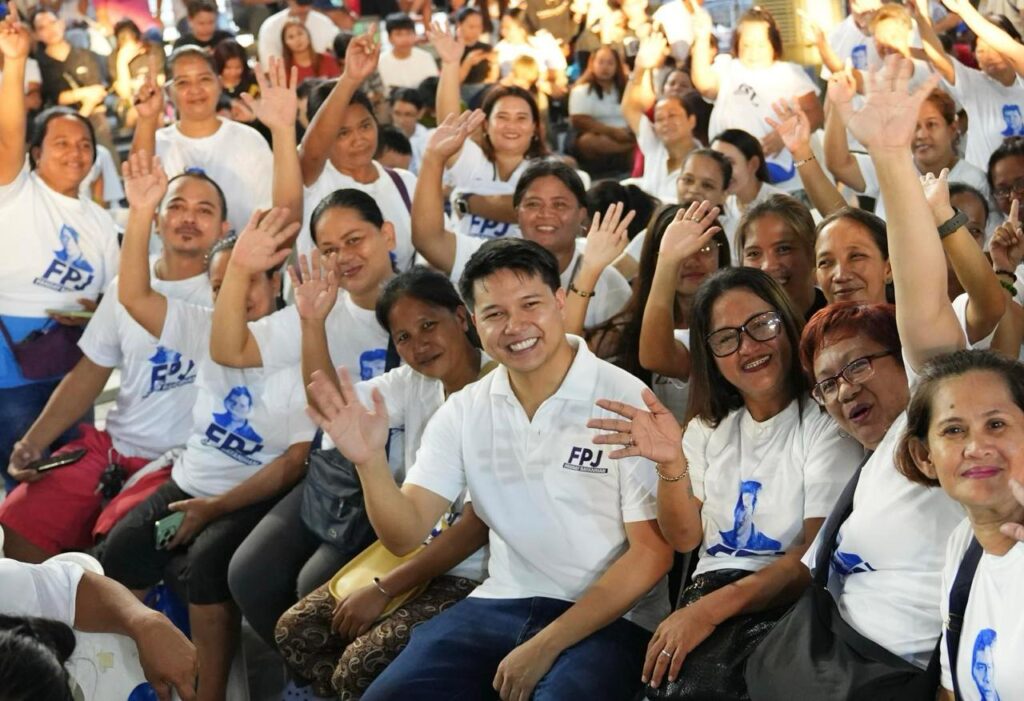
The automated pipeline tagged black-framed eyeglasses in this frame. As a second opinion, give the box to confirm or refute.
[706,311,784,358]
[993,177,1024,202]
[811,350,894,405]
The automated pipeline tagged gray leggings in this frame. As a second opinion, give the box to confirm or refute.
[227,481,362,649]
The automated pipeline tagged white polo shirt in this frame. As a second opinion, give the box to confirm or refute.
[403,336,669,632]
[939,519,1024,700]
[684,398,861,578]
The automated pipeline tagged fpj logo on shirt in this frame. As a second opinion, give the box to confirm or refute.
[466,215,512,239]
[144,346,197,398]
[33,225,95,293]
[562,446,606,474]
[706,480,784,557]
[201,386,265,465]
[972,629,1001,701]
[360,349,387,381]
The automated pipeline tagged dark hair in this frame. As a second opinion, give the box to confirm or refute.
[113,18,142,41]
[453,6,483,24]
[165,170,229,222]
[186,0,217,17]
[168,44,217,77]
[390,86,425,110]
[417,76,439,107]
[736,194,816,261]
[513,158,586,208]
[29,107,98,168]
[378,124,412,157]
[686,267,807,426]
[212,38,252,78]
[948,182,991,224]
[297,77,323,101]
[333,30,354,59]
[459,238,561,309]
[29,8,59,30]
[207,234,279,282]
[281,18,323,75]
[0,614,76,701]
[798,302,903,385]
[384,12,415,33]
[578,45,628,101]
[815,207,890,261]
[307,79,375,123]
[895,349,1024,486]
[712,128,770,184]
[585,180,658,241]
[986,136,1024,191]
[376,266,481,347]
[731,7,784,61]
[480,84,548,160]
[310,188,385,244]
[684,148,732,191]
[503,6,528,30]
[655,91,700,120]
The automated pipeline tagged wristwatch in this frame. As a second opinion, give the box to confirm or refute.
[937,208,968,239]
[454,193,471,218]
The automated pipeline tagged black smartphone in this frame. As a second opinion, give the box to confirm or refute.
[29,448,88,473]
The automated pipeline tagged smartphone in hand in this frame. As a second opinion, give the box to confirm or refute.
[154,512,186,550]
[29,448,88,473]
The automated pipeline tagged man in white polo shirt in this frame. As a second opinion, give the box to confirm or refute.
[306,238,673,700]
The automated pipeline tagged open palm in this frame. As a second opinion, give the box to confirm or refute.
[588,389,683,464]
[660,201,721,263]
[765,99,810,154]
[584,202,634,270]
[232,207,296,274]
[426,21,465,64]
[243,57,297,131]
[289,250,338,321]
[306,367,391,465]
[122,151,168,211]
[426,110,486,160]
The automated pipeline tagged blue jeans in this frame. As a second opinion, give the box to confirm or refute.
[0,381,89,493]
[362,596,651,701]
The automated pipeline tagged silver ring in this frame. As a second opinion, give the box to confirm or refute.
[659,649,673,659]
[629,434,636,447]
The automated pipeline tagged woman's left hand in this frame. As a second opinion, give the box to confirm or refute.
[765,98,811,156]
[642,603,718,688]
[919,168,954,224]
[589,388,683,464]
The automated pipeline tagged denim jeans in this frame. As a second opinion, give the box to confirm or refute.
[0,381,90,493]
[362,596,651,701]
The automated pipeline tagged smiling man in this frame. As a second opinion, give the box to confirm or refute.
[305,237,673,701]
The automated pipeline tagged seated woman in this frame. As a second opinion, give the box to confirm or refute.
[213,39,258,104]
[895,351,1024,701]
[569,46,636,174]
[108,19,164,129]
[592,266,862,699]
[282,19,341,84]
[100,154,313,701]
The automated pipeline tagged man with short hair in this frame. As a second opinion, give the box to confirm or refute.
[172,0,234,52]
[305,237,673,700]
[258,0,339,64]
[376,12,438,91]
[389,86,431,172]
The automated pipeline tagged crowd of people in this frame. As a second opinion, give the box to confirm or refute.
[2,0,1024,700]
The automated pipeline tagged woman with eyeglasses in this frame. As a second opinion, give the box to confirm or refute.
[593,265,862,699]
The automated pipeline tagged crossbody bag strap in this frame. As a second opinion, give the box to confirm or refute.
[0,317,16,350]
[947,537,983,701]
[813,451,872,585]
[383,167,412,213]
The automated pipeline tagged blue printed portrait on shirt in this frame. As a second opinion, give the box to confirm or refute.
[33,225,96,292]
[143,346,197,398]
[1001,105,1024,137]
[359,348,388,380]
[707,480,783,557]
[850,44,869,70]
[831,550,876,575]
[202,386,264,465]
[972,629,1001,701]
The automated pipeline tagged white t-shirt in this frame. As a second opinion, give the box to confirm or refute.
[446,139,526,240]
[79,145,124,206]
[404,336,668,631]
[408,123,432,174]
[0,56,42,91]
[154,119,273,236]
[825,15,880,76]
[0,558,83,625]
[161,300,316,498]
[79,260,211,459]
[495,33,567,76]
[855,154,990,221]
[945,60,1024,170]
[298,160,417,271]
[250,291,391,375]
[652,0,694,62]
[450,235,632,329]
[569,83,628,129]
[257,8,340,63]
[636,114,681,204]
[684,399,861,577]
[376,47,439,90]
[651,328,690,422]
[939,519,1024,700]
[708,60,820,192]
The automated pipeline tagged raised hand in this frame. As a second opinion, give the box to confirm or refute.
[133,74,165,121]
[919,169,953,223]
[424,110,486,161]
[243,56,298,131]
[797,9,826,47]
[306,367,391,465]
[659,200,722,264]
[692,8,713,38]
[0,16,31,60]
[229,207,297,274]
[765,99,811,155]
[426,21,465,64]
[827,61,857,109]
[990,199,1024,272]
[634,32,668,71]
[122,150,169,212]
[587,388,684,464]
[581,202,635,272]
[832,54,940,153]
[288,250,339,321]
[940,0,970,14]
[342,22,380,85]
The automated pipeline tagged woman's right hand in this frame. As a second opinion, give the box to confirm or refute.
[424,110,486,161]
[342,22,380,85]
[826,63,857,110]
[634,33,667,71]
[990,199,1024,272]
[659,200,721,264]
[288,250,338,321]
[306,367,391,466]
[588,388,683,464]
[133,74,164,121]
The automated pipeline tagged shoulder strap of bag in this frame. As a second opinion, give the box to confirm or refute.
[947,537,983,701]
[0,317,16,350]
[813,451,872,586]
[383,167,412,213]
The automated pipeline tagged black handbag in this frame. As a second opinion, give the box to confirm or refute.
[299,341,400,552]
[745,454,942,701]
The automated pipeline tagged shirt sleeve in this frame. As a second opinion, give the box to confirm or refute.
[96,210,121,292]
[682,417,711,503]
[249,304,302,372]
[786,61,820,96]
[354,365,409,427]
[285,371,317,445]
[78,279,123,367]
[402,393,467,503]
[449,233,486,284]
[0,159,31,205]
[159,298,213,361]
[801,407,863,519]
[854,153,879,197]
[636,114,660,159]
[568,85,590,116]
[618,455,658,523]
[0,559,85,625]
[445,138,485,188]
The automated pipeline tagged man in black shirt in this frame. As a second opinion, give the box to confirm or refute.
[172,0,235,52]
